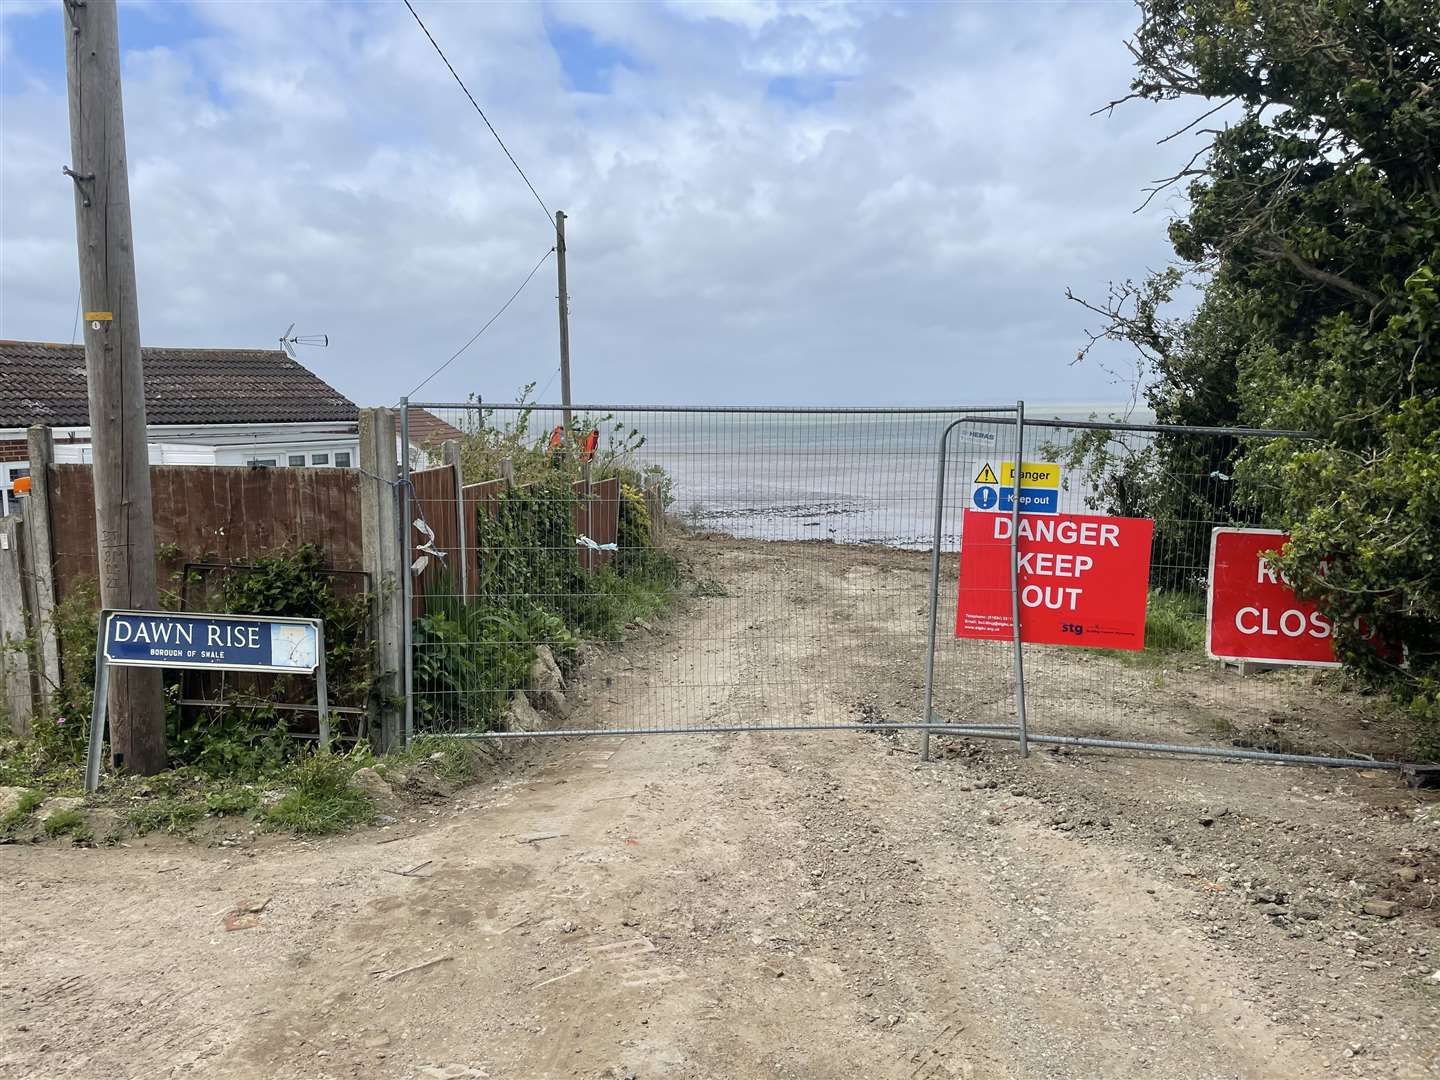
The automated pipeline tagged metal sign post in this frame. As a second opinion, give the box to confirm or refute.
[85,610,329,792]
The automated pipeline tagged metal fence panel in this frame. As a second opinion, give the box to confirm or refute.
[402,402,1016,739]
[397,402,1413,768]
[926,417,1415,766]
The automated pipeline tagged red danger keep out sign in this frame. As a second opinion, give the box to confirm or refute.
[955,509,1154,650]
[1206,528,1339,667]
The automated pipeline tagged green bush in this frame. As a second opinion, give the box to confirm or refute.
[412,470,681,733]
[412,600,534,732]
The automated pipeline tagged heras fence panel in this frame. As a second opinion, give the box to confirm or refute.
[401,402,1017,741]
[927,417,1417,767]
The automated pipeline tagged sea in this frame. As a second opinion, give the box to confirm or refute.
[604,404,1155,552]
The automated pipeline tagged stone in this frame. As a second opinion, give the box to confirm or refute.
[535,645,565,690]
[1257,903,1288,917]
[36,796,84,824]
[537,688,570,720]
[1394,866,1419,883]
[525,652,569,717]
[0,786,33,821]
[506,690,544,733]
[1362,899,1400,918]
[350,768,400,812]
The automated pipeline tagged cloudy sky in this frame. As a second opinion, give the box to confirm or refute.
[1,0,1201,408]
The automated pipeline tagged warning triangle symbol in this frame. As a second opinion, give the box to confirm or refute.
[974,463,998,485]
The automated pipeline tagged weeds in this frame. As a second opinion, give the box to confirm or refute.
[204,787,260,816]
[42,808,92,843]
[0,788,43,839]
[381,737,482,786]
[262,750,374,835]
[128,799,206,836]
[1104,590,1206,666]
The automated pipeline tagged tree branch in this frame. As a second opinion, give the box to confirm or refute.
[1253,246,1383,306]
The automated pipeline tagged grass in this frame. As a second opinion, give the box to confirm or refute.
[41,807,93,843]
[379,736,482,786]
[127,798,207,836]
[204,786,260,815]
[1143,590,1206,653]
[262,750,374,835]
[1102,590,1207,667]
[1,788,44,839]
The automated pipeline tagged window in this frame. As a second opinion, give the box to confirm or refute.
[311,453,330,466]
[247,458,277,467]
[334,451,352,468]
[288,454,306,467]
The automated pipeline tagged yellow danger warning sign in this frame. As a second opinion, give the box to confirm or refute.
[1001,461,1062,488]
[974,463,998,485]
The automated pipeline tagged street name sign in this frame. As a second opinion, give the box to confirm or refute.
[87,610,329,791]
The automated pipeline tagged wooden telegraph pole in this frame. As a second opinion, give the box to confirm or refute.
[555,210,573,429]
[62,0,166,774]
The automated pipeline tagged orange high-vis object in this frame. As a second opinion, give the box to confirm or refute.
[548,425,565,450]
[580,429,599,462]
[11,476,31,496]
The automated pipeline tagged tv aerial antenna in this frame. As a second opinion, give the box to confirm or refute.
[279,323,329,360]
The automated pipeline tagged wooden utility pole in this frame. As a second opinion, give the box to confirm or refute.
[555,210,573,429]
[62,0,166,774]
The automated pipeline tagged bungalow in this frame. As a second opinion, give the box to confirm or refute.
[0,339,360,514]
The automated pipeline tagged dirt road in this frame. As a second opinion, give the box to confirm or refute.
[2,540,1437,1079]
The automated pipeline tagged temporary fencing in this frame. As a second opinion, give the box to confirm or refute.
[397,400,1415,770]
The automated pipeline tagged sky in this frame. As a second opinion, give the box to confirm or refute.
[0,0,1205,409]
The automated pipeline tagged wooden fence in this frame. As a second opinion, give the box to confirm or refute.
[408,465,623,612]
[48,464,364,604]
[4,441,634,730]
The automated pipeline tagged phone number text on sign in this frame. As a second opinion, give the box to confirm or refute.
[954,509,1155,650]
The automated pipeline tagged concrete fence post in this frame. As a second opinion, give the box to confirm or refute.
[359,408,404,751]
[23,426,60,704]
[0,514,35,733]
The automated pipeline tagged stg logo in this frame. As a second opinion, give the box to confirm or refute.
[1060,622,1084,637]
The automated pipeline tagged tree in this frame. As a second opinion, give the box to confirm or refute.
[1076,0,1439,744]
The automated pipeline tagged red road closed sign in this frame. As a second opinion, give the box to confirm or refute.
[955,509,1154,650]
[1206,528,1339,667]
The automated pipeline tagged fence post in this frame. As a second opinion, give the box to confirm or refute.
[399,400,414,750]
[1010,400,1029,758]
[499,457,514,489]
[441,439,468,599]
[0,515,35,733]
[359,408,404,751]
[644,476,663,544]
[23,426,60,704]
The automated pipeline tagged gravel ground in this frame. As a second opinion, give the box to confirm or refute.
[1,537,1436,1079]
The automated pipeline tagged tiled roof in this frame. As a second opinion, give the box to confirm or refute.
[406,408,466,447]
[0,340,359,428]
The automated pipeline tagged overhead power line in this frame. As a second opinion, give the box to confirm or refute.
[402,0,554,230]
[405,246,556,399]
